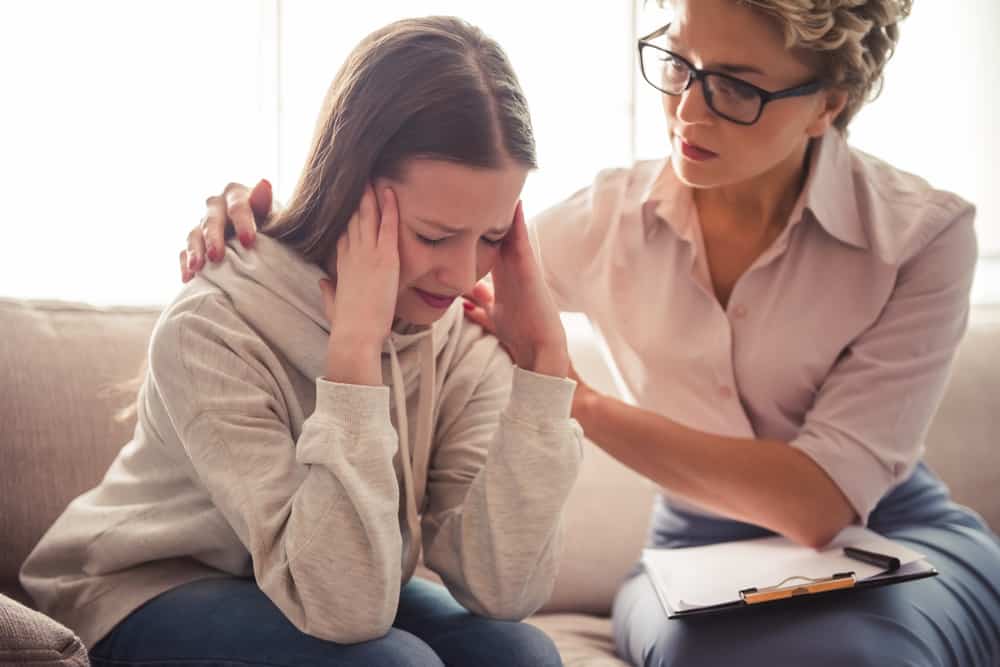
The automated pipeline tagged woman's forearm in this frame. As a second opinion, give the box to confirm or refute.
[574,388,856,547]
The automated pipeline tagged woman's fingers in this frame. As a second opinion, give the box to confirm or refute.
[242,178,272,246]
[186,226,207,273]
[462,299,496,335]
[180,251,192,283]
[465,280,496,309]
[201,195,229,262]
[463,300,514,360]
[222,183,256,251]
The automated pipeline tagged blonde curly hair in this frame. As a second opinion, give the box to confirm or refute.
[738,0,913,130]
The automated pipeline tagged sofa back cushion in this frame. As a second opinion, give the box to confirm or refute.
[0,299,159,602]
[1,298,997,617]
[922,304,1000,527]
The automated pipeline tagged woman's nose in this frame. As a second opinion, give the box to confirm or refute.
[674,77,713,124]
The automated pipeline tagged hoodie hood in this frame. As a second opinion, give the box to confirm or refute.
[196,234,460,574]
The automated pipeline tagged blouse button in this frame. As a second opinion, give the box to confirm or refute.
[718,385,734,399]
[732,304,748,319]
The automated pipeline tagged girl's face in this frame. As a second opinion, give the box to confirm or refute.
[661,0,845,190]
[376,158,528,326]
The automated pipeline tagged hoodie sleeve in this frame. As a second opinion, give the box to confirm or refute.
[149,293,402,644]
[420,339,584,620]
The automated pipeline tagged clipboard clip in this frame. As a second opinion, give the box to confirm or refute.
[739,571,856,605]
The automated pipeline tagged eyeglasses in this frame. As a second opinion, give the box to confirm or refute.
[637,24,823,126]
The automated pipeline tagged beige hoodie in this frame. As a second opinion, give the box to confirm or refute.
[20,235,583,647]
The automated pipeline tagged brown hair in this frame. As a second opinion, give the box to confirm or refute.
[264,15,537,263]
[116,16,535,423]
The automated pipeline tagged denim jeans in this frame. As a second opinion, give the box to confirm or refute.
[90,576,562,667]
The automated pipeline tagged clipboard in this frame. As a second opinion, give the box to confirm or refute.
[640,525,939,618]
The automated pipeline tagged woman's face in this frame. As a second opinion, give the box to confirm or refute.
[376,158,528,326]
[661,0,843,190]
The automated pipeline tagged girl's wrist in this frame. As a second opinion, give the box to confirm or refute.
[325,338,383,386]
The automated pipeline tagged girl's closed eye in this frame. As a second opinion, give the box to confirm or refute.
[416,232,505,247]
[416,233,448,246]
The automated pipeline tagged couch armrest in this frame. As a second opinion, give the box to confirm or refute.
[0,595,89,666]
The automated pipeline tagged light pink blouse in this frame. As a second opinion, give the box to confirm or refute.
[530,129,978,523]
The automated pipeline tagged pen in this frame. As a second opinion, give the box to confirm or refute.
[843,546,901,571]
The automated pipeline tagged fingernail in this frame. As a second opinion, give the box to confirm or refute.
[239,231,254,248]
[260,178,272,191]
[206,244,218,262]
[463,301,474,311]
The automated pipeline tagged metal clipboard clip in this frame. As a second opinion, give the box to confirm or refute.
[739,571,856,605]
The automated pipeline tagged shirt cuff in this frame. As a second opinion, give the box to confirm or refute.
[790,429,898,525]
[505,366,576,425]
[312,378,392,435]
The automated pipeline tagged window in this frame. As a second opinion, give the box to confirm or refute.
[1,2,996,304]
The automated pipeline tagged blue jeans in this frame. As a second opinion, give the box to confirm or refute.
[89,576,561,667]
[613,463,1000,666]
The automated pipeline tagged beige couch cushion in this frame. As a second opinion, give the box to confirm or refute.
[1,298,997,628]
[0,299,159,598]
[923,304,1000,528]
[527,614,629,667]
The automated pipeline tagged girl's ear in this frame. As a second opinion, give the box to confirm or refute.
[807,87,849,137]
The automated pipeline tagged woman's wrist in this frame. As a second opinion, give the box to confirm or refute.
[570,380,603,427]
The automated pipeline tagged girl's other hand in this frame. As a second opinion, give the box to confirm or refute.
[463,202,568,378]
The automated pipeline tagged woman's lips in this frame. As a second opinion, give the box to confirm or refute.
[414,288,456,309]
[677,136,719,161]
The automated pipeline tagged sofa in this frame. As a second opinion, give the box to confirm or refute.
[2,296,998,666]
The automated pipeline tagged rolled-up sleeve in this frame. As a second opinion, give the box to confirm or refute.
[791,205,978,524]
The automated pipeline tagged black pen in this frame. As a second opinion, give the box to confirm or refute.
[844,546,901,571]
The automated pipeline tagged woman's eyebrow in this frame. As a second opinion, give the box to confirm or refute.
[666,35,767,76]
[416,216,510,236]
[712,62,766,76]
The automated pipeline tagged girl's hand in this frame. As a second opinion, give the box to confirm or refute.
[463,202,569,378]
[321,185,400,386]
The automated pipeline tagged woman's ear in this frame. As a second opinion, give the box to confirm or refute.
[807,87,849,137]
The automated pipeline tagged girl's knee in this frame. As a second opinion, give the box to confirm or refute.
[474,620,562,667]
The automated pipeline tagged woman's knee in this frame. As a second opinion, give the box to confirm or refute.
[646,613,940,667]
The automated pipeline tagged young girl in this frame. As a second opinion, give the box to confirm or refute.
[190,2,1000,665]
[21,16,581,667]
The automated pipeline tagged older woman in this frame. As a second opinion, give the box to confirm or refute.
[185,2,1000,665]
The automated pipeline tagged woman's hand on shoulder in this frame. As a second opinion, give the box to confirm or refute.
[180,179,273,282]
[463,202,569,378]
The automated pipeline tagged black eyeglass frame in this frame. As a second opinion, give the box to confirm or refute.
[637,24,824,126]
